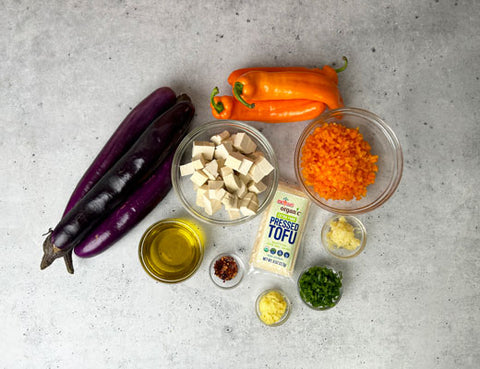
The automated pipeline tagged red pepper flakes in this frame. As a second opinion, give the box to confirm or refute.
[214,256,238,282]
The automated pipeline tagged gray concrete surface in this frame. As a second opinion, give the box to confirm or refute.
[1,0,479,368]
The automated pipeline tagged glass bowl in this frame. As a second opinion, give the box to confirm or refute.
[294,108,403,214]
[297,266,343,310]
[255,289,291,327]
[172,120,279,225]
[321,215,367,259]
[138,218,204,283]
[209,252,245,289]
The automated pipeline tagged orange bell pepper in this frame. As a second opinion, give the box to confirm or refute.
[210,87,325,123]
[227,57,347,86]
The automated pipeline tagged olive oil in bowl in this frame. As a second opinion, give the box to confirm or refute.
[139,219,204,283]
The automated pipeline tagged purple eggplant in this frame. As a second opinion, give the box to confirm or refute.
[41,95,194,273]
[74,151,174,258]
[63,87,176,216]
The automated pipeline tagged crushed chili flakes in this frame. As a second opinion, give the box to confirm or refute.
[301,123,378,201]
[214,256,238,282]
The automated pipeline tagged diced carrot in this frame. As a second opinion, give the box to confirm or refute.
[301,123,378,201]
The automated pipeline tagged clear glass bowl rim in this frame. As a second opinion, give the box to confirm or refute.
[172,120,279,225]
[294,107,403,214]
[138,218,204,283]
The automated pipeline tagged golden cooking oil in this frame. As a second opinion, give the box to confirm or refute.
[139,219,205,283]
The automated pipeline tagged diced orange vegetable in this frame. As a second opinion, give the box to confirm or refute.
[300,123,378,201]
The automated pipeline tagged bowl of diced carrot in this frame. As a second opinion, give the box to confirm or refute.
[294,108,403,214]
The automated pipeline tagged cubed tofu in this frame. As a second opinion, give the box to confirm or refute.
[248,180,267,194]
[248,156,274,183]
[204,197,222,216]
[225,151,245,171]
[233,132,257,154]
[202,159,219,180]
[227,208,242,220]
[236,180,248,199]
[214,141,234,160]
[224,173,241,192]
[240,192,259,216]
[213,188,227,201]
[195,185,208,207]
[208,180,224,197]
[220,166,234,178]
[190,170,209,186]
[237,156,254,176]
[191,155,206,169]
[192,141,215,161]
[221,192,238,209]
[210,130,230,145]
[180,162,195,176]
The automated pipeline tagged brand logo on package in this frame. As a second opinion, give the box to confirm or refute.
[277,197,294,207]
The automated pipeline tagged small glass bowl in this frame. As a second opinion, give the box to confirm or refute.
[138,218,204,283]
[297,266,343,310]
[255,289,291,327]
[294,108,403,214]
[172,120,279,225]
[321,215,367,259]
[209,253,245,289]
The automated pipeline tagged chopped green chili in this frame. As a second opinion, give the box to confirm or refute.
[299,266,342,308]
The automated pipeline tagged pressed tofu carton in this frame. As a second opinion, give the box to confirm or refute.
[250,182,311,277]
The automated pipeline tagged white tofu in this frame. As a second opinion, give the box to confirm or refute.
[237,156,254,176]
[220,166,234,178]
[221,192,238,209]
[248,180,267,194]
[240,192,259,216]
[238,173,252,185]
[227,208,242,220]
[214,141,234,160]
[216,158,225,170]
[190,170,209,186]
[233,132,257,154]
[203,197,222,216]
[225,151,245,171]
[213,188,227,201]
[208,180,224,197]
[236,180,248,199]
[210,130,230,145]
[195,185,208,207]
[180,162,195,176]
[202,160,219,180]
[224,173,241,192]
[192,141,215,161]
[191,155,206,170]
[248,156,274,183]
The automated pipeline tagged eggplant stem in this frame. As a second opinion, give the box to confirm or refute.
[41,233,75,274]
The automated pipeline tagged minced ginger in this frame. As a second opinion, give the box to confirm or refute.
[259,291,287,325]
[327,216,360,250]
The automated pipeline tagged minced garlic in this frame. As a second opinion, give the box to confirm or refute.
[327,216,360,250]
[258,291,287,325]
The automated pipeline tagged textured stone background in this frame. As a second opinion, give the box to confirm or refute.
[1,0,479,368]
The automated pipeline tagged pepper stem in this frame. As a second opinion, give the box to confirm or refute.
[334,56,348,73]
[210,87,225,114]
[233,82,255,109]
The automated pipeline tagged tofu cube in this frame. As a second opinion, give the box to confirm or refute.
[212,188,227,201]
[236,180,248,199]
[190,170,209,187]
[208,180,224,197]
[214,141,234,160]
[204,197,222,216]
[221,192,238,209]
[237,156,254,176]
[225,152,245,171]
[220,166,234,179]
[248,156,274,183]
[233,132,257,154]
[248,180,267,194]
[224,173,241,192]
[240,192,259,216]
[227,208,242,220]
[191,155,206,170]
[202,159,219,180]
[180,162,195,176]
[195,185,208,207]
[192,141,215,161]
[210,130,231,145]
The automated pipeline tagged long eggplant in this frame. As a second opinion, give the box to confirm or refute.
[63,87,176,216]
[41,95,194,273]
[74,151,174,258]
